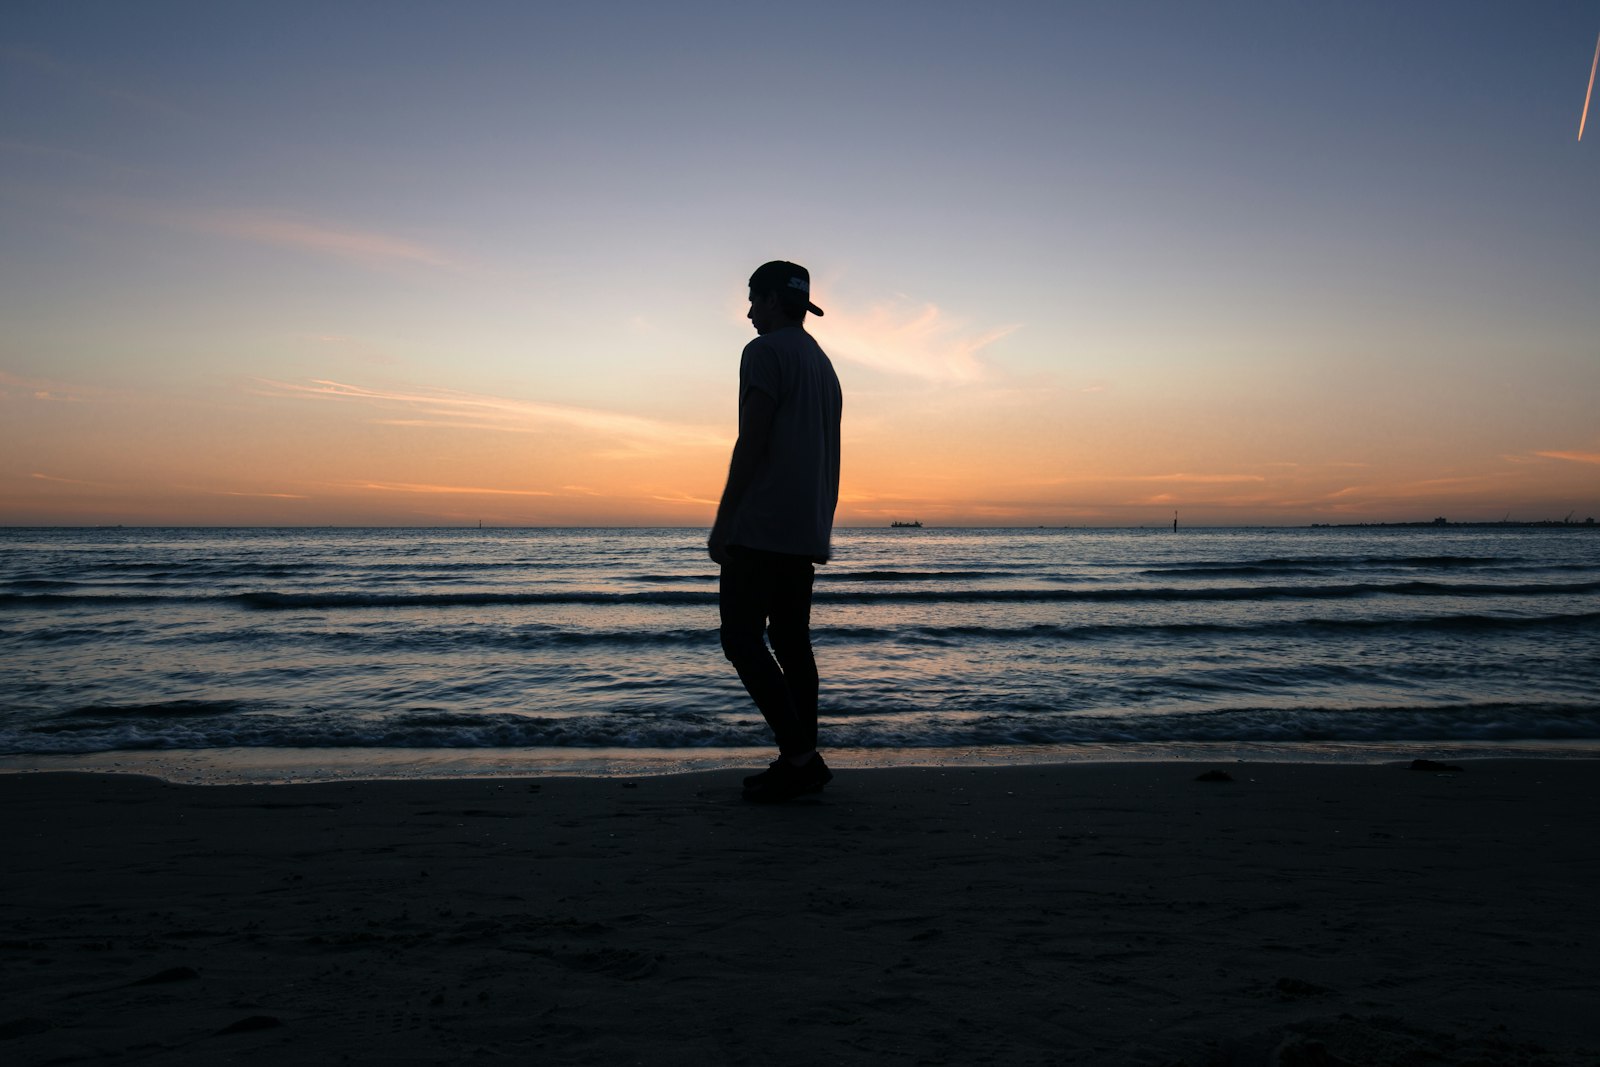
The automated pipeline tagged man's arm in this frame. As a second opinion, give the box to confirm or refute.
[708,387,778,564]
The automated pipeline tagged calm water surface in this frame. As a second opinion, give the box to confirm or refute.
[2,526,1596,777]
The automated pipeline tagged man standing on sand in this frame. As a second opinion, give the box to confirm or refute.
[709,261,843,803]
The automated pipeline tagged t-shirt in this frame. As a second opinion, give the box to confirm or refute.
[727,326,842,562]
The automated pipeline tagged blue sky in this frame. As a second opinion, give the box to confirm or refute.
[3,1,1597,525]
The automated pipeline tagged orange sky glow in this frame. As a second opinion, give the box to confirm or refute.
[3,6,1597,527]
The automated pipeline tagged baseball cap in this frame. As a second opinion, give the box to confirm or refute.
[748,260,824,317]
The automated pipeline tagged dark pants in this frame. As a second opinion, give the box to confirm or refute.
[719,546,818,757]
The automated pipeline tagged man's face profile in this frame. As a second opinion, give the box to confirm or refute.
[747,289,782,336]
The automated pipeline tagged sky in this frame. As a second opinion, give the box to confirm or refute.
[3,0,1598,527]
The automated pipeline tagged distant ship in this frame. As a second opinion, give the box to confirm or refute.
[890,520,923,528]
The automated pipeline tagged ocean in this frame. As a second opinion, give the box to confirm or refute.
[2,525,1597,780]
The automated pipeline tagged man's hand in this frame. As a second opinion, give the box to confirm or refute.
[708,514,732,564]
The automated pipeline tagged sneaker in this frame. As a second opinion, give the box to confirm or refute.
[742,754,832,803]
[742,759,785,790]
[806,753,833,792]
[743,754,832,790]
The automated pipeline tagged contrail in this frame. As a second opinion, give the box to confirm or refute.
[1582,28,1600,141]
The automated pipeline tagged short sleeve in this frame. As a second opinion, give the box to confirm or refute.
[739,341,782,406]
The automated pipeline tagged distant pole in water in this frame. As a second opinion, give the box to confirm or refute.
[1173,510,1178,533]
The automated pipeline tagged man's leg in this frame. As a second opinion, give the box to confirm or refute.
[719,552,805,756]
[764,557,818,754]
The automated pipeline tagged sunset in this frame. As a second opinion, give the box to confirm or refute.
[4,4,1600,1063]
[5,3,1596,527]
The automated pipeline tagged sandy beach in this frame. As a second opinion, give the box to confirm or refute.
[3,760,1596,1065]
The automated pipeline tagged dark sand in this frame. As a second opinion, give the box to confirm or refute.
[2,761,1596,1065]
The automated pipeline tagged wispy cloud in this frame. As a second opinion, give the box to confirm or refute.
[816,300,1017,383]
[1028,471,1267,488]
[31,472,115,488]
[339,481,555,497]
[1305,471,1531,514]
[1126,473,1267,484]
[179,211,456,270]
[1534,450,1600,466]
[2,370,91,403]
[192,488,310,500]
[0,178,449,274]
[649,491,719,507]
[257,378,729,453]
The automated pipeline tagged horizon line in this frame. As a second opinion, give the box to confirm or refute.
[3,520,1595,532]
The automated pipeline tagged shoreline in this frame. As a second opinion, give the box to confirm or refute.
[5,738,1600,787]
[4,759,1596,1064]
[4,739,1599,785]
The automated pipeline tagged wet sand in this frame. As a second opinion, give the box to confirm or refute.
[3,760,1596,1065]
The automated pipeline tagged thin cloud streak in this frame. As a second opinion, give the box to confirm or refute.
[1534,450,1600,466]
[817,300,1017,383]
[1028,471,1268,487]
[650,492,719,507]
[0,188,452,274]
[2,370,95,403]
[31,472,115,487]
[204,489,310,500]
[181,211,456,269]
[1126,473,1267,484]
[339,481,555,497]
[257,378,730,451]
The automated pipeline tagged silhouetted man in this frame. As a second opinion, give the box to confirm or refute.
[709,261,842,802]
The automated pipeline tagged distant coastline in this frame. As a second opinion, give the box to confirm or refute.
[1310,519,1597,529]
